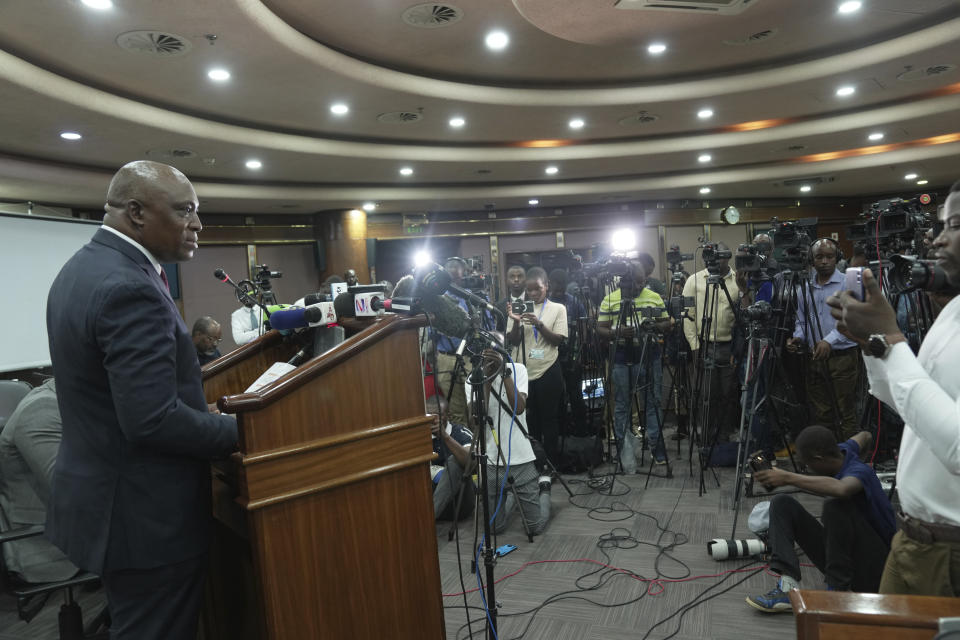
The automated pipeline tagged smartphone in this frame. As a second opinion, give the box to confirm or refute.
[495,544,517,557]
[844,267,864,301]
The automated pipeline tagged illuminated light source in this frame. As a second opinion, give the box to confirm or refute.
[904,173,918,180]
[207,68,231,82]
[413,250,432,268]
[697,108,714,119]
[348,209,363,219]
[917,179,929,185]
[399,167,414,176]
[800,185,812,192]
[698,154,712,163]
[647,43,667,55]
[362,202,376,212]
[81,0,113,9]
[868,132,884,141]
[838,1,862,14]
[528,199,539,205]
[330,103,349,115]
[449,117,465,128]
[60,131,82,140]
[699,187,711,194]
[513,139,572,148]
[485,31,509,50]
[836,85,856,97]
[544,166,559,175]
[790,132,960,164]
[568,118,585,130]
[245,159,262,170]
[611,228,636,252]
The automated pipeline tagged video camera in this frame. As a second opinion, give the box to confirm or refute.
[770,218,813,271]
[701,241,732,275]
[254,264,282,289]
[666,244,693,271]
[734,243,765,274]
[847,197,932,256]
[886,254,949,294]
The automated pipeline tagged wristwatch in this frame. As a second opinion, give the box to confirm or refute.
[867,334,897,358]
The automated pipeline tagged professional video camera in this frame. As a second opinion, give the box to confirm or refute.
[460,255,491,292]
[741,299,773,323]
[770,218,813,271]
[886,254,949,294]
[734,243,765,274]
[666,244,694,271]
[847,197,932,256]
[700,241,732,275]
[580,255,631,279]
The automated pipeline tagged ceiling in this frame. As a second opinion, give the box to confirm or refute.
[0,0,958,215]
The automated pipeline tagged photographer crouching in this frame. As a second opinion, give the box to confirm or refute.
[826,180,960,596]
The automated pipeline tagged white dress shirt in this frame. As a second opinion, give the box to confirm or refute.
[467,362,535,466]
[231,305,264,346]
[862,295,960,526]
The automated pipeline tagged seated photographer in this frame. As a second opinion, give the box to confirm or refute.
[548,269,588,436]
[598,261,672,470]
[786,238,860,439]
[506,267,567,464]
[746,426,895,613]
[466,349,551,536]
[427,392,475,521]
[826,182,960,596]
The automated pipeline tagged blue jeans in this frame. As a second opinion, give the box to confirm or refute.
[613,356,664,471]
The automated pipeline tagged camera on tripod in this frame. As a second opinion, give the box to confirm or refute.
[254,264,282,289]
[701,241,732,274]
[847,197,932,255]
[666,244,693,270]
[460,255,491,293]
[734,243,765,273]
[770,218,813,271]
[741,300,773,323]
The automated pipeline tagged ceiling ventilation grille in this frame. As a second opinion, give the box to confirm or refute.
[401,4,464,28]
[723,28,778,45]
[377,111,423,124]
[116,31,192,56]
[146,148,198,160]
[780,176,834,187]
[615,0,758,15]
[897,64,956,82]
[618,111,660,126]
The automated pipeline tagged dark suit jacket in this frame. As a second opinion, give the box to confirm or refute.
[46,229,237,573]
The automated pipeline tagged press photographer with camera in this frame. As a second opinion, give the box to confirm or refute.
[597,261,672,470]
[827,180,960,597]
[496,265,527,332]
[786,238,861,439]
[506,267,567,464]
[745,426,894,613]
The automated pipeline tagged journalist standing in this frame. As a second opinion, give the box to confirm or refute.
[46,161,238,639]
[828,180,960,596]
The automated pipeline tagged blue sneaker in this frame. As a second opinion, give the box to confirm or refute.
[746,582,792,613]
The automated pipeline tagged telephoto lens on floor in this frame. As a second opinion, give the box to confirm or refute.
[706,538,766,560]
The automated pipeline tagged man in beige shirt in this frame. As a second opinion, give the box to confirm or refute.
[682,244,742,444]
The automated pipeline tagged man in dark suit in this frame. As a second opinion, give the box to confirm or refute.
[46,161,238,640]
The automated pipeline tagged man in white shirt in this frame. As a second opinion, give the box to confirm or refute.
[231,301,265,346]
[467,352,551,536]
[827,179,960,596]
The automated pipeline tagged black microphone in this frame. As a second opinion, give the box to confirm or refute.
[421,293,472,339]
[303,292,333,306]
[214,268,272,317]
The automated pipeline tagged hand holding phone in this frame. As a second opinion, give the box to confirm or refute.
[844,267,865,301]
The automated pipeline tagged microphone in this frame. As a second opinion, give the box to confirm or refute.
[303,292,332,306]
[371,297,417,313]
[421,293,472,339]
[333,292,355,319]
[214,268,272,318]
[412,263,505,323]
[268,306,325,331]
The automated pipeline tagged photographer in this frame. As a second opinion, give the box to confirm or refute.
[597,261,672,469]
[506,267,567,464]
[427,393,475,521]
[682,242,742,443]
[827,180,960,596]
[496,265,527,333]
[746,426,894,612]
[787,239,860,439]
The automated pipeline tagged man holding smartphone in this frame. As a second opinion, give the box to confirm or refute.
[746,426,894,612]
[787,239,860,439]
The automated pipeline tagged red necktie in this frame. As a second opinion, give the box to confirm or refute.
[159,268,170,292]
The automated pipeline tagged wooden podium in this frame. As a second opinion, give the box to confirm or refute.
[200,316,444,640]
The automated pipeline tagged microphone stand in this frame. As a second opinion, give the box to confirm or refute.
[215,268,274,332]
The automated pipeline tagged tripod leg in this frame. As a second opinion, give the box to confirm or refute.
[507,477,534,543]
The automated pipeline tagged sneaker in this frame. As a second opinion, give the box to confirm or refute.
[654,457,668,465]
[538,475,552,493]
[745,585,792,613]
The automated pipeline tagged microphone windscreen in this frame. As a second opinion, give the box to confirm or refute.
[422,294,471,338]
[268,307,309,331]
[214,268,226,280]
[303,292,331,306]
[333,292,355,318]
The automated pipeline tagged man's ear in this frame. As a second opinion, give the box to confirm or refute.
[126,199,145,228]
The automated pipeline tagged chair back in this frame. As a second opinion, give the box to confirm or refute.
[0,380,32,430]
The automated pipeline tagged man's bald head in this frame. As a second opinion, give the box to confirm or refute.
[105,161,191,213]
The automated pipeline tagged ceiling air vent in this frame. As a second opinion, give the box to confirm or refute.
[618,111,660,126]
[897,64,956,82]
[116,31,192,57]
[615,0,758,15]
[723,28,778,46]
[780,176,834,187]
[146,148,198,160]
[401,4,464,28]
[377,111,423,124]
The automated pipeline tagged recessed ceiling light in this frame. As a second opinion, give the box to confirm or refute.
[449,117,465,128]
[836,85,856,97]
[699,187,711,194]
[528,199,539,205]
[568,118,585,130]
[545,166,559,175]
[362,202,376,212]
[917,179,929,185]
[207,68,230,82]
[800,185,812,192]
[698,154,712,163]
[485,31,509,50]
[697,108,714,119]
[904,173,918,180]
[330,103,349,115]
[399,167,414,176]
[868,132,884,141]
[245,159,262,170]
[838,1,862,14]
[59,131,82,141]
[81,0,112,9]
[647,42,667,55]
